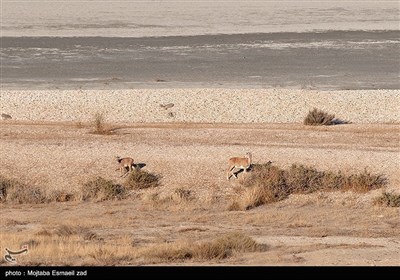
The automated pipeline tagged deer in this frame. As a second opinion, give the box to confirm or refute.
[115,156,135,177]
[226,152,252,181]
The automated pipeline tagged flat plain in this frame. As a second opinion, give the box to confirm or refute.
[1,120,399,265]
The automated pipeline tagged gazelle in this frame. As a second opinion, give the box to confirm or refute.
[226,152,252,181]
[116,156,135,177]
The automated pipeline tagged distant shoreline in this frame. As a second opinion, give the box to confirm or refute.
[1,29,399,39]
[3,0,398,37]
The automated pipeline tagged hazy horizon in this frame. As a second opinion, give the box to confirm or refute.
[2,0,399,37]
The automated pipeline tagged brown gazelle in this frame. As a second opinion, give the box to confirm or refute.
[116,156,135,177]
[226,152,252,181]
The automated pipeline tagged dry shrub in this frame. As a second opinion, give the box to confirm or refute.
[194,232,263,260]
[22,239,40,249]
[285,164,326,193]
[0,175,46,204]
[169,188,194,203]
[90,248,118,265]
[374,192,400,207]
[344,170,387,193]
[124,170,161,190]
[227,201,241,211]
[53,224,101,242]
[81,177,125,201]
[236,164,290,210]
[91,112,114,135]
[50,190,75,202]
[138,232,264,262]
[230,163,387,210]
[55,225,79,237]
[139,243,193,261]
[0,175,76,204]
[304,108,335,125]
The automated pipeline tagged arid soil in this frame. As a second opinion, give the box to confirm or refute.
[0,121,399,266]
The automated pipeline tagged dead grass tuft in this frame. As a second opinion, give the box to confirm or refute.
[124,170,161,190]
[170,188,195,203]
[90,112,114,135]
[344,170,387,193]
[0,175,46,204]
[138,232,264,262]
[51,190,75,202]
[304,108,335,125]
[374,192,400,207]
[90,248,118,265]
[55,225,79,237]
[194,232,263,259]
[81,177,126,201]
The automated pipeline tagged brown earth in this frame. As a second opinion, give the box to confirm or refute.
[0,121,399,266]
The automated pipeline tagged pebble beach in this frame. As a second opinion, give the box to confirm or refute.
[1,89,399,124]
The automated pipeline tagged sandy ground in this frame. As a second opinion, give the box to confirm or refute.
[2,89,400,123]
[0,120,399,266]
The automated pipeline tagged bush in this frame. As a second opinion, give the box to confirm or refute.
[304,108,335,125]
[230,163,387,210]
[138,232,264,262]
[0,175,46,204]
[374,192,400,207]
[124,170,161,190]
[82,177,125,201]
[344,170,387,193]
[91,112,113,135]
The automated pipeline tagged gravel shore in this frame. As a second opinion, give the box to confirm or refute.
[1,89,399,123]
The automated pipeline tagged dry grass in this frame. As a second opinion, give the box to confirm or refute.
[51,190,75,202]
[374,192,400,207]
[230,163,387,210]
[136,232,265,262]
[170,188,195,203]
[0,175,46,204]
[81,177,126,201]
[0,231,125,266]
[0,231,263,265]
[90,112,114,135]
[343,171,388,193]
[304,108,335,125]
[124,170,161,190]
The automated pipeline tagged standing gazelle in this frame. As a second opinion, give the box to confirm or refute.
[226,152,252,181]
[116,156,135,177]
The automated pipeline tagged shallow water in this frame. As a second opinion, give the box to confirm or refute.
[1,31,399,90]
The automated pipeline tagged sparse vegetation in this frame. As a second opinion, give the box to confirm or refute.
[124,170,161,190]
[0,231,264,265]
[344,171,387,193]
[81,177,125,201]
[304,108,335,125]
[91,112,113,135]
[138,232,265,261]
[0,175,46,204]
[375,192,400,207]
[230,163,387,210]
[52,190,75,202]
[171,188,194,202]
